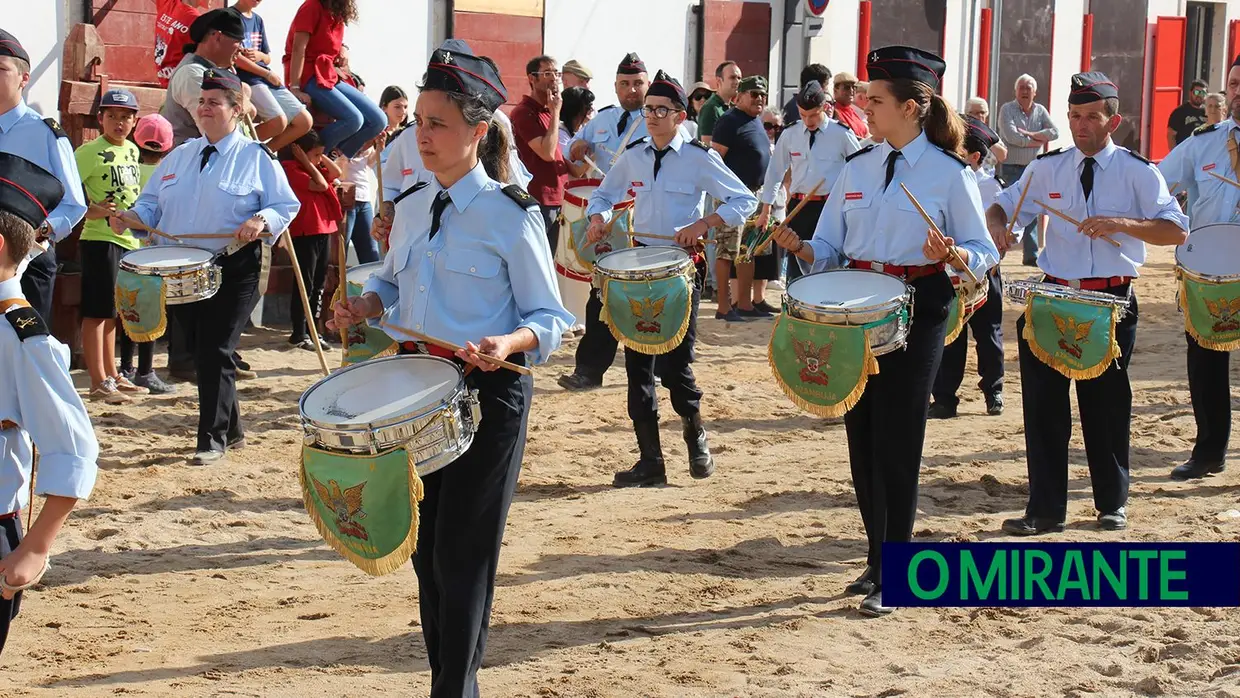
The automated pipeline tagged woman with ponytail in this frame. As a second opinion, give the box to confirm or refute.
[328,46,571,694]
[773,46,999,617]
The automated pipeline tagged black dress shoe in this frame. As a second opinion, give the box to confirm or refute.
[683,414,715,479]
[928,401,957,419]
[1097,508,1127,531]
[557,372,602,391]
[752,300,781,314]
[859,588,893,617]
[845,566,876,596]
[1169,459,1224,481]
[986,393,1004,416]
[1001,516,1066,536]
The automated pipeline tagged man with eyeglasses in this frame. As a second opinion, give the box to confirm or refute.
[832,71,869,139]
[1168,79,1209,149]
[512,54,570,251]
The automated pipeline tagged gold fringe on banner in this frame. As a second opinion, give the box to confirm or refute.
[1022,298,1121,381]
[599,267,694,355]
[943,290,966,346]
[1177,276,1240,352]
[116,280,168,343]
[765,315,880,419]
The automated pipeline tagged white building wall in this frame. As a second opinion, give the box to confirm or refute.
[808,1,860,77]
[15,0,72,119]
[1047,0,1085,151]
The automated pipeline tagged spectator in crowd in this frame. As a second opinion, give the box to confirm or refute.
[562,60,592,90]
[1168,78,1208,148]
[334,43,364,89]
[1203,92,1226,130]
[699,61,743,144]
[162,8,246,149]
[155,0,207,88]
[335,99,384,265]
[710,75,771,320]
[279,129,342,351]
[832,71,869,138]
[683,81,712,140]
[232,0,313,151]
[854,81,869,109]
[558,86,596,178]
[757,105,786,293]
[965,96,1007,165]
[998,74,1058,265]
[283,0,385,158]
[782,63,831,127]
[511,55,570,249]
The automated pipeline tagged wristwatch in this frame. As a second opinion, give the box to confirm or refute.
[250,214,270,233]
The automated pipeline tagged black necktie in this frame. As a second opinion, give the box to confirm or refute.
[884,150,901,191]
[617,110,630,136]
[429,191,451,239]
[808,129,817,150]
[653,147,670,180]
[199,145,217,172]
[1081,157,1096,201]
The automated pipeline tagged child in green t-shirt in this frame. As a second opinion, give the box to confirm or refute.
[75,89,146,404]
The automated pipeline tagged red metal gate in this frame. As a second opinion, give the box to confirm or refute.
[1150,16,1186,161]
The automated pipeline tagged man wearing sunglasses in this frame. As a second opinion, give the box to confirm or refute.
[1168,79,1209,149]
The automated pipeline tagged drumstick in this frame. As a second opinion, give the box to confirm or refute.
[1207,170,1240,190]
[282,234,331,376]
[582,155,606,178]
[335,227,350,355]
[899,183,980,284]
[1033,200,1123,248]
[754,179,827,256]
[379,320,533,376]
[637,232,718,244]
[126,218,183,244]
[175,232,273,240]
[1007,174,1034,241]
[1168,182,1179,195]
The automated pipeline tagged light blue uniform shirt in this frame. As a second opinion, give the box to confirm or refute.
[760,119,860,205]
[0,101,87,242]
[364,162,572,365]
[571,105,649,174]
[586,132,757,246]
[1158,119,1240,225]
[995,139,1187,279]
[382,120,533,202]
[807,131,998,279]
[130,128,300,252]
[0,277,98,513]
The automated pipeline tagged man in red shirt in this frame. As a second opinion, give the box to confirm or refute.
[832,71,869,139]
[155,0,208,88]
[510,54,569,250]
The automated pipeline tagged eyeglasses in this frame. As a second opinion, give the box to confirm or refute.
[641,105,684,119]
[763,122,782,132]
[530,70,562,79]
[1192,89,1207,96]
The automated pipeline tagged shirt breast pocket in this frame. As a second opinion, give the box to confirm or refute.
[1194,164,1228,199]
[219,178,260,219]
[895,194,945,230]
[1094,187,1134,217]
[442,247,506,312]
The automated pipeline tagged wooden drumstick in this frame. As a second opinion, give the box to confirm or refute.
[1033,200,1123,248]
[899,183,980,284]
[636,232,718,244]
[1007,174,1034,241]
[754,179,826,256]
[335,227,350,355]
[126,218,183,244]
[379,321,533,376]
[1207,170,1240,190]
[282,234,332,376]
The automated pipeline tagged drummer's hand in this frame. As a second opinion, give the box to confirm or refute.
[372,211,393,243]
[586,215,607,243]
[109,210,143,236]
[569,140,591,163]
[987,219,1011,254]
[235,215,266,242]
[327,293,382,330]
[457,336,511,372]
[771,224,801,252]
[755,209,770,232]
[1079,216,1128,240]
[0,545,47,600]
[675,220,709,247]
[923,227,955,262]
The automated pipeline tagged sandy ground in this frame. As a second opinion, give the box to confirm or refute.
[6,245,1240,697]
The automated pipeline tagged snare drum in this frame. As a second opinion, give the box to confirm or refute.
[1175,224,1240,350]
[593,246,696,354]
[345,262,384,296]
[1004,278,1130,318]
[299,355,482,477]
[1005,277,1130,379]
[945,269,989,344]
[556,178,634,281]
[118,245,221,305]
[784,269,914,355]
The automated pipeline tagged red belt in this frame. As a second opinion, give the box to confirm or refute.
[400,341,458,361]
[848,259,945,281]
[790,194,828,203]
[1044,275,1133,291]
[0,512,17,521]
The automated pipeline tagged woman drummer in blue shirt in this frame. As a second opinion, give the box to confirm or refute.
[772,46,999,617]
[111,69,300,466]
[328,46,571,696]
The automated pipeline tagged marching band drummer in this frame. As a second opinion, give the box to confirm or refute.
[328,47,571,697]
[111,68,300,466]
[771,46,999,616]
[988,72,1187,536]
[1156,53,1240,482]
[585,70,757,487]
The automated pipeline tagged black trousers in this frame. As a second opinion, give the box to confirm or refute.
[19,249,55,321]
[783,199,824,285]
[845,271,952,582]
[1186,333,1230,464]
[0,516,23,657]
[573,289,620,382]
[404,347,531,698]
[289,235,330,343]
[170,242,261,452]
[1017,287,1138,520]
[539,204,560,255]
[932,269,1005,407]
[626,279,703,422]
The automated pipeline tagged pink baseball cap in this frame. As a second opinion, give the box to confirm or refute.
[134,113,173,153]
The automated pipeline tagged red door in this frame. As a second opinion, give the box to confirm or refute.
[700,0,771,83]
[453,10,543,109]
[1150,16,1186,161]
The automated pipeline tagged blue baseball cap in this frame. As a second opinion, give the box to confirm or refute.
[100,88,139,111]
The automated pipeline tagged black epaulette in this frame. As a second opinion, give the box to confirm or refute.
[996,176,1009,188]
[1036,147,1067,160]
[626,137,648,150]
[1192,123,1219,136]
[393,181,429,206]
[834,119,852,132]
[688,139,711,151]
[501,184,539,210]
[1124,149,1152,165]
[43,117,67,139]
[259,143,276,159]
[600,105,616,112]
[845,144,877,162]
[5,306,48,341]
[937,147,967,167]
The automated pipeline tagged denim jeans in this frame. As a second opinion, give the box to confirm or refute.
[303,77,386,158]
[344,200,379,264]
[1000,163,1038,260]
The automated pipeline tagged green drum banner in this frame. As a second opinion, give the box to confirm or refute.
[1178,274,1240,352]
[768,314,880,418]
[944,286,966,346]
[600,268,694,355]
[571,210,633,272]
[1022,294,1121,381]
[115,269,167,342]
[300,445,424,576]
[342,278,397,365]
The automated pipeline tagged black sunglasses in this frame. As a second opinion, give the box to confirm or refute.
[763,122,782,132]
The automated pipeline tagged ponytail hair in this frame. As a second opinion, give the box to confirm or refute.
[886,78,967,159]
[439,90,513,184]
